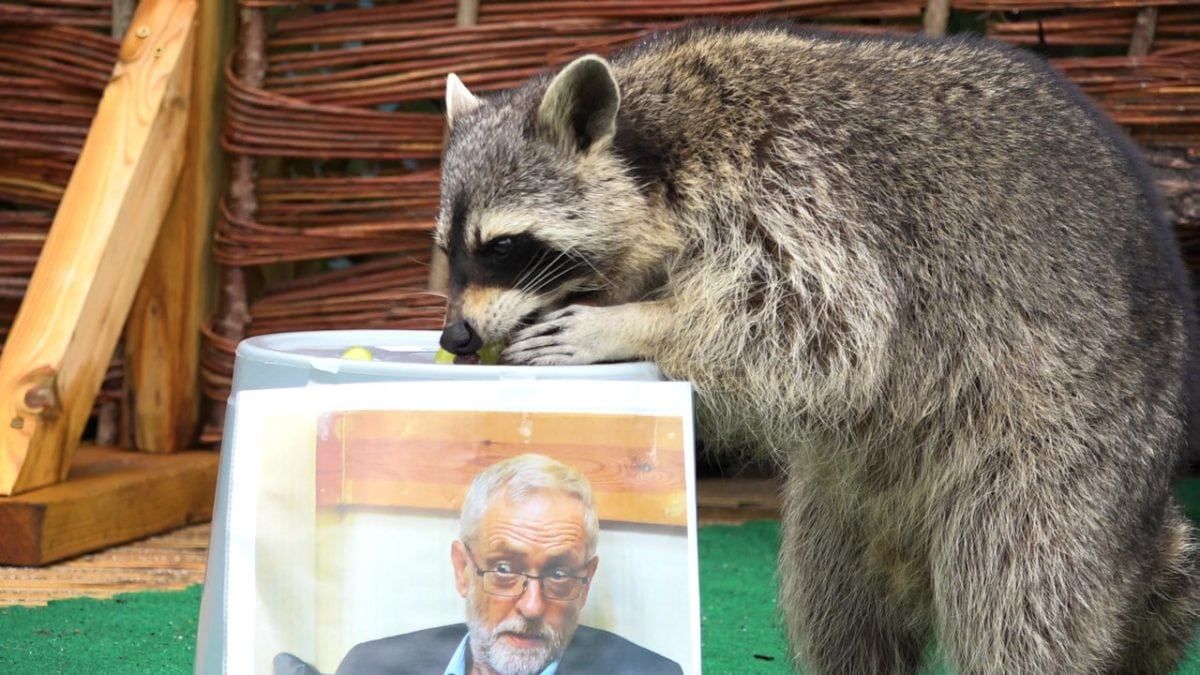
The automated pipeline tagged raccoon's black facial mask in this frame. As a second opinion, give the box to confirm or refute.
[450,232,591,295]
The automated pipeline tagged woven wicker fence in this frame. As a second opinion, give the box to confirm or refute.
[0,4,124,443]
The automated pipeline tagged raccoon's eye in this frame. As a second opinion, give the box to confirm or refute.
[484,237,513,259]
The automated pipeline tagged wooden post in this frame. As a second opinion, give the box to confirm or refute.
[125,0,231,453]
[456,0,479,27]
[1128,7,1158,57]
[427,0,482,296]
[0,0,198,495]
[112,0,137,40]
[204,8,262,435]
[923,0,952,37]
[96,0,139,447]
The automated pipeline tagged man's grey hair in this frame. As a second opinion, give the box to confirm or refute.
[460,454,599,559]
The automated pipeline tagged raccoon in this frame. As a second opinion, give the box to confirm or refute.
[434,23,1200,674]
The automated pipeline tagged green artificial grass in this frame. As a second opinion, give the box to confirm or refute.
[0,585,200,674]
[699,520,792,673]
[6,482,1200,674]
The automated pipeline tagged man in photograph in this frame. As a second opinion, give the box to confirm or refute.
[335,453,682,675]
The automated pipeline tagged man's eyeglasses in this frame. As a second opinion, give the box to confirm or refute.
[463,543,591,601]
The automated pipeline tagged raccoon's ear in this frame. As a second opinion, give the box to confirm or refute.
[445,73,481,129]
[537,55,620,154]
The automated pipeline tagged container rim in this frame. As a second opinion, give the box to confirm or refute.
[235,329,663,380]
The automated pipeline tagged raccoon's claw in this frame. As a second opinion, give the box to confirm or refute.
[518,321,562,339]
[503,344,590,366]
[503,305,610,366]
[505,350,586,366]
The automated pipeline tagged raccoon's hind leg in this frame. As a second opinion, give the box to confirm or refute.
[780,469,928,675]
[1114,498,1200,675]
[930,468,1135,674]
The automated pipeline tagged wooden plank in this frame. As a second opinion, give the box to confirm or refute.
[317,410,688,526]
[126,0,232,452]
[0,0,198,495]
[0,446,217,566]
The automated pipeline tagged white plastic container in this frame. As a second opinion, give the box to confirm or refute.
[195,330,662,674]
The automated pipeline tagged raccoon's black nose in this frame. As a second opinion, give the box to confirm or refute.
[440,320,483,355]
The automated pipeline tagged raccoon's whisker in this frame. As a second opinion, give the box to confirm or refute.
[516,249,562,292]
[513,257,538,290]
[524,264,580,297]
[514,248,550,290]
[525,260,583,296]
[520,248,573,293]
[564,245,613,290]
[572,282,608,293]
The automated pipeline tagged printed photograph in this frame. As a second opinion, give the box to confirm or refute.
[222,382,700,675]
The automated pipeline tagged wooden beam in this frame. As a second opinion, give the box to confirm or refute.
[0,445,217,565]
[0,0,198,495]
[126,0,231,452]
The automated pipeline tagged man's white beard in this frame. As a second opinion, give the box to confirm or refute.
[466,590,576,675]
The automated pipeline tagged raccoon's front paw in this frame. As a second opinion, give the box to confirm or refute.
[503,305,626,366]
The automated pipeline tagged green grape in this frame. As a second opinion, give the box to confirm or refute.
[340,346,374,361]
[434,343,505,365]
[478,343,504,365]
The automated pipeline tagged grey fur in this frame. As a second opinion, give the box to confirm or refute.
[436,23,1200,674]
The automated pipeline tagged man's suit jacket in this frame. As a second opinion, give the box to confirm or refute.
[334,623,683,675]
